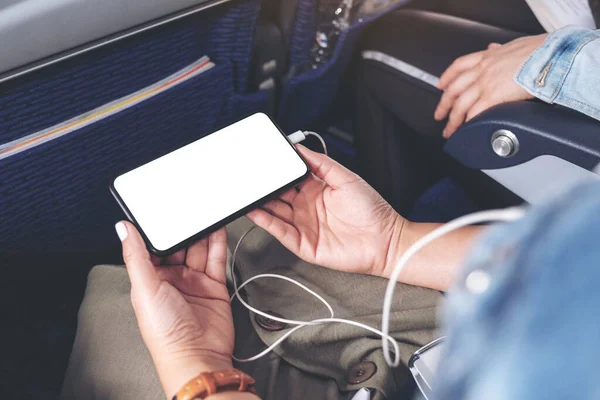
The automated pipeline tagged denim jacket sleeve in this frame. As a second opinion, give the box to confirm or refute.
[515,26,600,122]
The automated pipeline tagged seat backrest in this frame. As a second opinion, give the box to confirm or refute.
[277,0,412,132]
[0,0,268,265]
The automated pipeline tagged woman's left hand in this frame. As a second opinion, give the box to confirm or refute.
[115,221,234,398]
[434,34,548,138]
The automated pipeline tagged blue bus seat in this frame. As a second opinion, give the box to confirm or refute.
[0,0,269,266]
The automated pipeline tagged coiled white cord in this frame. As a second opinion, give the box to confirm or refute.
[230,130,527,367]
[230,226,401,362]
[232,131,399,362]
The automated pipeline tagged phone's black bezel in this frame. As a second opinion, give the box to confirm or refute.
[109,113,310,257]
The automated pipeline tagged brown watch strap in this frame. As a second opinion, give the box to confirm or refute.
[173,369,257,400]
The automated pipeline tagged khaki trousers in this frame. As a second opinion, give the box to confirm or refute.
[61,218,441,399]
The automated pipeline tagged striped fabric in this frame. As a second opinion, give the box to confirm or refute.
[0,0,266,260]
[0,57,215,162]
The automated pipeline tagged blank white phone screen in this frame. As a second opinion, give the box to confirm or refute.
[113,113,308,252]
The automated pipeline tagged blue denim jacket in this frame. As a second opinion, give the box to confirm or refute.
[515,26,600,122]
[433,182,600,400]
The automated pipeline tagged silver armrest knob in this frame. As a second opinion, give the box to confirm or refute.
[491,130,519,158]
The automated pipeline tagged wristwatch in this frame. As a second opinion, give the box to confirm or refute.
[173,369,257,400]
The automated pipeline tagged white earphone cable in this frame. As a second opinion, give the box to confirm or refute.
[230,130,526,367]
[380,207,527,366]
[230,226,400,363]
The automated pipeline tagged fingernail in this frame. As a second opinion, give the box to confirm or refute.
[115,222,128,241]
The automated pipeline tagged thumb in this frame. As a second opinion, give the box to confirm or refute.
[488,42,502,50]
[297,144,359,189]
[115,221,161,298]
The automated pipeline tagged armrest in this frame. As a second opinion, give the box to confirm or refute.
[444,101,600,204]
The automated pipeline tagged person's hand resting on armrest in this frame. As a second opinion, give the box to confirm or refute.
[434,34,548,138]
[115,222,259,400]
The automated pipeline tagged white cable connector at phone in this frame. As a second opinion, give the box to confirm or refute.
[288,130,328,155]
[287,130,307,145]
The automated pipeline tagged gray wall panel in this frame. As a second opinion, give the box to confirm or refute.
[0,0,218,75]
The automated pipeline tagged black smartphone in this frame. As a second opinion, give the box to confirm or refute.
[110,113,310,256]
[409,337,446,400]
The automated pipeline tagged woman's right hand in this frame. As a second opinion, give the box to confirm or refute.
[434,34,548,138]
[247,145,406,278]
